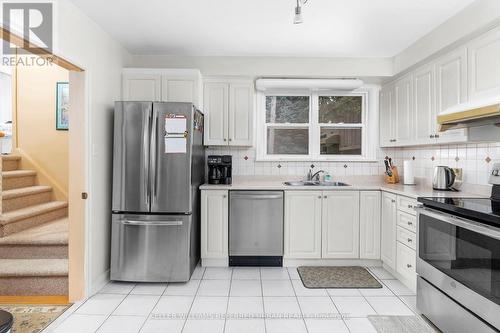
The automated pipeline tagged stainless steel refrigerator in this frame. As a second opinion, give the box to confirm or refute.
[110,101,205,282]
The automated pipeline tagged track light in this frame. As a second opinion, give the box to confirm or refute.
[293,0,308,24]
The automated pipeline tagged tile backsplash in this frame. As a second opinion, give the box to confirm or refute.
[206,142,500,186]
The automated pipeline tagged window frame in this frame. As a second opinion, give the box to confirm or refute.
[256,87,377,162]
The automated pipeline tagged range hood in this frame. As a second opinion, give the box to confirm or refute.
[437,96,500,131]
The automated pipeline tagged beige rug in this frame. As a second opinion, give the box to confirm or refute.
[0,304,69,333]
[368,315,440,333]
[297,266,382,288]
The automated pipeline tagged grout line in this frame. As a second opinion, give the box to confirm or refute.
[180,266,205,333]
[260,267,268,333]
[92,282,137,332]
[289,269,309,333]
[222,268,233,332]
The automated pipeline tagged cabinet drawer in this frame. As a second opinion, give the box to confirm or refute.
[397,196,418,215]
[397,226,416,250]
[396,242,416,280]
[397,210,417,233]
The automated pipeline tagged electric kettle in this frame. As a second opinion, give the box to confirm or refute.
[433,166,462,190]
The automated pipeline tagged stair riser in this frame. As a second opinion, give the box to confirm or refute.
[2,160,19,171]
[0,276,67,295]
[2,191,53,213]
[0,245,67,259]
[2,176,36,190]
[0,207,68,237]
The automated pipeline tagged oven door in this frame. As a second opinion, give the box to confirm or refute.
[417,207,500,329]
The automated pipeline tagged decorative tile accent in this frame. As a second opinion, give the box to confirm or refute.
[486,156,492,163]
[344,164,348,168]
[244,156,248,160]
[455,156,459,162]
[431,156,435,161]
[277,164,282,169]
[412,156,415,161]
[310,164,315,169]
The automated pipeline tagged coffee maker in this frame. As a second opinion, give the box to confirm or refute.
[207,155,232,185]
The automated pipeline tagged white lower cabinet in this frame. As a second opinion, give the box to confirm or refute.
[359,191,381,259]
[284,191,322,259]
[381,192,397,270]
[201,190,228,260]
[396,242,417,285]
[322,191,360,258]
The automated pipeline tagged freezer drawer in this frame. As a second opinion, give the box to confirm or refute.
[110,214,196,282]
[229,191,284,257]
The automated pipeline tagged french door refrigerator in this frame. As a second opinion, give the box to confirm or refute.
[111,101,205,282]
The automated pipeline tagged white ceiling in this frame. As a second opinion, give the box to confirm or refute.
[69,0,476,57]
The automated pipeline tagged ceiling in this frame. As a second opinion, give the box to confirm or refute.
[69,0,476,57]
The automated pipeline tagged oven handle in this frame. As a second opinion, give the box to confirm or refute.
[416,206,500,241]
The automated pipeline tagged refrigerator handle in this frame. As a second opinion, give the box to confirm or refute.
[144,110,151,209]
[150,109,158,207]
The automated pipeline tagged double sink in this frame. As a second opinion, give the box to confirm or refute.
[284,180,350,187]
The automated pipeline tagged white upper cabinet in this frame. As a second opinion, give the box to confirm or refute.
[122,69,202,108]
[284,191,322,259]
[394,73,414,145]
[228,83,253,146]
[467,26,500,101]
[359,191,381,260]
[204,79,254,146]
[122,73,161,101]
[413,63,436,145]
[435,47,468,112]
[204,83,229,146]
[379,84,396,147]
[322,191,360,259]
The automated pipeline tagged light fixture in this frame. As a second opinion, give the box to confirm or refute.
[293,0,309,24]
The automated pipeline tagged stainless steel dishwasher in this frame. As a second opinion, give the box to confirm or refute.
[229,190,284,266]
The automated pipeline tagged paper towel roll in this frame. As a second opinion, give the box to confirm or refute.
[404,160,415,185]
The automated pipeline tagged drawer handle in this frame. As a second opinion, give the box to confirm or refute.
[318,196,322,199]
[407,221,413,226]
[407,264,412,268]
[391,199,396,203]
[407,204,413,209]
[407,238,412,243]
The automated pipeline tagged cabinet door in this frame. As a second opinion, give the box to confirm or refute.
[394,74,414,145]
[468,26,500,101]
[381,192,397,270]
[359,191,381,260]
[322,191,360,259]
[204,83,229,145]
[228,83,253,146]
[284,191,322,259]
[435,47,469,143]
[162,78,196,104]
[201,190,228,259]
[122,73,161,101]
[379,85,395,147]
[414,64,436,144]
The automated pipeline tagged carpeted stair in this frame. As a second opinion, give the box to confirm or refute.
[0,155,68,296]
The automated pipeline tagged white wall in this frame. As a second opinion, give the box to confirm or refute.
[394,0,500,73]
[131,55,393,78]
[53,0,132,296]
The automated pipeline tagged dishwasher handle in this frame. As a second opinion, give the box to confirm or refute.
[231,194,283,200]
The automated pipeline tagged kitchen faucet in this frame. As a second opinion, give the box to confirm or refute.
[307,169,324,182]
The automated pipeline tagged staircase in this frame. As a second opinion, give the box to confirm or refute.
[0,155,69,296]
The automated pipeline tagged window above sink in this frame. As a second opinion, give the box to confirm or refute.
[256,82,378,162]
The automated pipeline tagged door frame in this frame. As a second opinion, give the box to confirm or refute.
[1,27,90,302]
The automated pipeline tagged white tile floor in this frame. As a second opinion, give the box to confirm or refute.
[45,266,420,333]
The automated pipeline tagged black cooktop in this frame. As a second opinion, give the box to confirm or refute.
[417,196,500,227]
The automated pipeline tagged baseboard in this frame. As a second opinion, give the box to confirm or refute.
[89,269,110,296]
[201,258,229,267]
[0,295,69,304]
[284,259,383,267]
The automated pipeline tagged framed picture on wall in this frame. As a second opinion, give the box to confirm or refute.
[56,82,69,130]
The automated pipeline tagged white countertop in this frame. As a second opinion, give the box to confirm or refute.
[200,175,490,199]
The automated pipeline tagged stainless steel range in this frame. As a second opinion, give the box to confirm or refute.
[416,163,500,333]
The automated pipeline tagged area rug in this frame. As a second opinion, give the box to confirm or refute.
[368,315,439,333]
[0,304,69,333]
[297,266,382,288]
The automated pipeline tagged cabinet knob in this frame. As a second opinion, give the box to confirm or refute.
[229,138,232,142]
[435,134,440,138]
[430,134,435,138]
[407,264,412,268]
[223,138,227,142]
[407,238,412,243]
[408,204,413,209]
[223,195,227,198]
[391,199,396,203]
[323,195,327,199]
[408,221,413,226]
[318,196,322,199]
